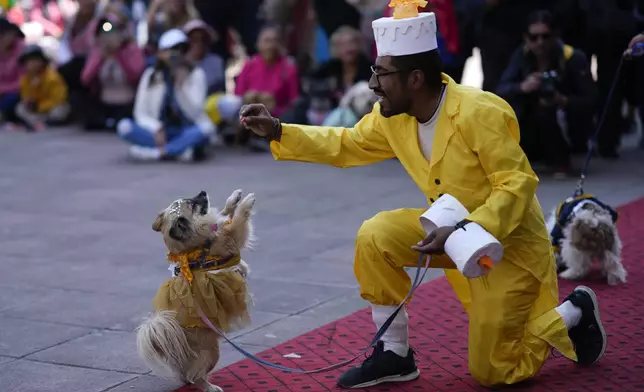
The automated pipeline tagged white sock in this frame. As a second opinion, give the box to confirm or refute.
[371,304,409,357]
[556,300,582,329]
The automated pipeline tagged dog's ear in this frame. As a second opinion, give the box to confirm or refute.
[152,212,164,232]
[169,217,191,241]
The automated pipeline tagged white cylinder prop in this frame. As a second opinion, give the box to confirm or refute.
[444,222,503,278]
[419,194,470,235]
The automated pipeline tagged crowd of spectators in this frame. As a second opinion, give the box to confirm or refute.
[0,0,643,170]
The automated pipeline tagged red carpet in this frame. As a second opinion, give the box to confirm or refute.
[176,197,644,392]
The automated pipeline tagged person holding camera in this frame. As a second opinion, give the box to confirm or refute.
[116,28,214,162]
[79,12,145,131]
[497,10,597,178]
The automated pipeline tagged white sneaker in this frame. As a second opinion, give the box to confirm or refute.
[129,145,161,161]
[178,148,194,162]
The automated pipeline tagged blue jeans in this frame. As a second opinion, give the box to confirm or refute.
[117,119,208,157]
[0,92,20,117]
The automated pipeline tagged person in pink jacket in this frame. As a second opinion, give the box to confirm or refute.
[78,13,145,131]
[0,18,25,125]
[234,24,299,151]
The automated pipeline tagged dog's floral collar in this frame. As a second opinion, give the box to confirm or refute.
[167,250,241,283]
[167,219,235,283]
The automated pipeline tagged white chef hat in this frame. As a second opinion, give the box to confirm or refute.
[372,1,438,57]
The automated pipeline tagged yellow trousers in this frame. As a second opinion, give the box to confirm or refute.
[354,208,576,387]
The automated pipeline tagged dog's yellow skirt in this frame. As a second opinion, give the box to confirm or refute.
[154,254,251,331]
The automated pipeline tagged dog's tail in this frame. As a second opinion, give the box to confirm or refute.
[136,310,196,382]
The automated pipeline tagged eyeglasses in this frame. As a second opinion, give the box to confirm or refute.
[370,65,408,86]
[527,32,552,42]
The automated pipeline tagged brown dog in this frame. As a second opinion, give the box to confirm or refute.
[136,190,256,392]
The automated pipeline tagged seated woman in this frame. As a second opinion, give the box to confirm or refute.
[310,25,372,108]
[183,19,225,94]
[117,28,214,162]
[0,18,25,125]
[79,12,145,131]
[286,25,371,126]
[234,24,299,151]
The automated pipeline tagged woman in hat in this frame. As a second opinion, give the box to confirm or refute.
[79,12,145,131]
[14,44,69,131]
[116,28,214,162]
[0,17,25,125]
[184,19,224,94]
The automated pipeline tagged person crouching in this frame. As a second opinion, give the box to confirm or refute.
[116,28,214,162]
[15,44,69,131]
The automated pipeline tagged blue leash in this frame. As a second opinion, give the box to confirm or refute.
[195,252,431,374]
[574,42,644,197]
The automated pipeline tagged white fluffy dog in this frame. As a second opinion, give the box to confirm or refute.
[341,81,379,118]
[546,197,626,285]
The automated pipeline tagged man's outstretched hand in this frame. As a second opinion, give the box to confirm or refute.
[240,104,280,140]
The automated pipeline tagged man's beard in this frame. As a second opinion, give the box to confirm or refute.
[379,97,412,118]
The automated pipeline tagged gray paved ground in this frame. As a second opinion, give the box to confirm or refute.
[1,127,643,392]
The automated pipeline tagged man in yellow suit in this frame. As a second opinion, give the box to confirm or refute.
[240,5,607,390]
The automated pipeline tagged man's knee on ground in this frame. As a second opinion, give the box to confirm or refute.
[468,301,536,386]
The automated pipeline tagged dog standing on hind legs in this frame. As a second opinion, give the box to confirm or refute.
[546,196,627,285]
[136,189,256,392]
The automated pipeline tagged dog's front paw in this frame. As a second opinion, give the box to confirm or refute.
[225,189,243,209]
[238,193,256,216]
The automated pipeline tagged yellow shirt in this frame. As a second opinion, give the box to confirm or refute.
[20,66,68,113]
[271,73,555,284]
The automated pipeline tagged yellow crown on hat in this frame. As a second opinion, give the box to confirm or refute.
[389,0,428,19]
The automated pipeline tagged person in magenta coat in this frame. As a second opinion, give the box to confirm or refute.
[77,12,145,131]
[234,25,299,151]
[0,18,25,125]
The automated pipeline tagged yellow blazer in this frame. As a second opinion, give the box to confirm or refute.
[20,66,68,113]
[271,73,556,285]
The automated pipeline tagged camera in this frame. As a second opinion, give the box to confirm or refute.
[538,70,559,99]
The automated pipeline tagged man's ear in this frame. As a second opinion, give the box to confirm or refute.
[408,69,425,91]
[152,212,164,232]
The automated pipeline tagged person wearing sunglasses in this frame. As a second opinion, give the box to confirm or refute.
[239,3,606,390]
[497,10,597,179]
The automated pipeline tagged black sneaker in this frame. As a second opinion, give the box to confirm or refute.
[563,286,607,365]
[337,341,419,389]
